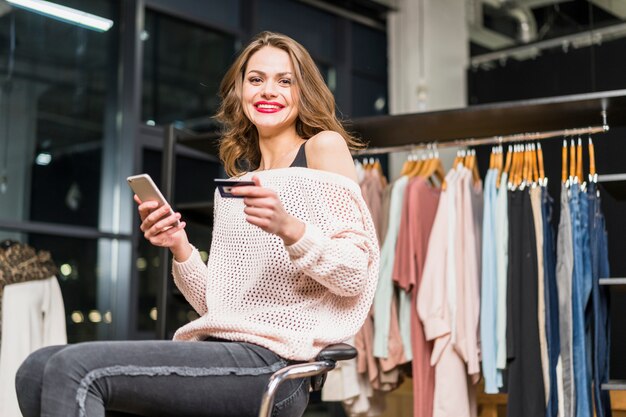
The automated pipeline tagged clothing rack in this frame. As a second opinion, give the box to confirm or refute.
[352,124,609,156]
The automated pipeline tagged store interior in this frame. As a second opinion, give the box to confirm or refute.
[1,0,626,416]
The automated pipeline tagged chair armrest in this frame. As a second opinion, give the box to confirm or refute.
[315,343,357,362]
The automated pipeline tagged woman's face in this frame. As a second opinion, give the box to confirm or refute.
[241,46,299,135]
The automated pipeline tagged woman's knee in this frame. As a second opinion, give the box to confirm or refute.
[41,343,103,382]
[16,345,66,388]
[15,345,67,417]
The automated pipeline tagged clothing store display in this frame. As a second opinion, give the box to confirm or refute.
[171,167,380,361]
[169,142,618,417]
[0,243,66,417]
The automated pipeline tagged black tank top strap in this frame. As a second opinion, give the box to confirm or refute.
[289,142,308,168]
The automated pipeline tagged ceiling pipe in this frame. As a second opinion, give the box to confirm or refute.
[481,0,538,44]
[506,6,538,43]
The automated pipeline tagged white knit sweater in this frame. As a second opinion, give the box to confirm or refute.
[171,168,380,360]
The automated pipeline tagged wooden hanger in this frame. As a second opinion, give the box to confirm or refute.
[496,145,506,188]
[510,145,520,188]
[406,154,420,176]
[537,142,546,185]
[522,144,531,184]
[452,149,462,168]
[561,140,568,184]
[588,136,596,182]
[509,145,517,188]
[400,155,413,176]
[517,144,525,187]
[569,139,576,181]
[416,146,434,177]
[422,151,445,186]
[518,145,525,187]
[502,144,513,183]
[372,158,384,181]
[531,143,539,184]
[576,137,583,183]
[473,151,479,184]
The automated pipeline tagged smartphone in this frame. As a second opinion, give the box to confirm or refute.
[127,174,179,224]
[214,179,256,198]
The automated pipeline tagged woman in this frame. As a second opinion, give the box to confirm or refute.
[15,31,379,417]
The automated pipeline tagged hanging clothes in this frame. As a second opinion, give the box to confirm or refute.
[374,176,410,360]
[530,186,550,405]
[495,172,509,376]
[0,243,67,417]
[587,181,612,417]
[569,181,593,417]
[506,188,545,417]
[480,169,500,393]
[454,167,482,383]
[418,167,477,417]
[541,185,561,417]
[392,175,440,417]
[556,183,575,417]
[327,165,398,416]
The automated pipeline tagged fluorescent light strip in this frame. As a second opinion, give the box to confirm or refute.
[7,0,113,32]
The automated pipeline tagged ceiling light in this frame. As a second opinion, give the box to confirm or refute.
[35,152,52,165]
[6,0,114,32]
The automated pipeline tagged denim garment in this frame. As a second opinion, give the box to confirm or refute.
[580,186,594,417]
[588,182,612,417]
[542,187,560,417]
[15,340,309,417]
[556,184,574,417]
[569,182,592,417]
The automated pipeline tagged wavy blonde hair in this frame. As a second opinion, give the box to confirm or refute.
[215,31,364,177]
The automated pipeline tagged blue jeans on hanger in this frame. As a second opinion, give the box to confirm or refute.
[580,187,594,417]
[570,183,592,417]
[588,182,612,417]
[542,187,559,417]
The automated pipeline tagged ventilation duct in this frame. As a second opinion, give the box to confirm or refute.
[469,0,539,49]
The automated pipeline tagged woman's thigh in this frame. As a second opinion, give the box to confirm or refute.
[18,340,309,417]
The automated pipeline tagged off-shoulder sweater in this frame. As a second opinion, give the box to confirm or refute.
[171,168,380,361]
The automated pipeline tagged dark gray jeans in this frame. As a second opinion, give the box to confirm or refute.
[15,339,309,417]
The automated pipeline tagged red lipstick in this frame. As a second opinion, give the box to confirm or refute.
[254,101,284,113]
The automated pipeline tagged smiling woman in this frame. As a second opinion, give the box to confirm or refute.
[15,31,380,417]
[216,31,364,177]
[241,47,300,141]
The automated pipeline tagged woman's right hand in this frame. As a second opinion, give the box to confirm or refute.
[134,195,192,261]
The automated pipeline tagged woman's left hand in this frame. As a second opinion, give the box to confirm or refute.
[231,176,305,245]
